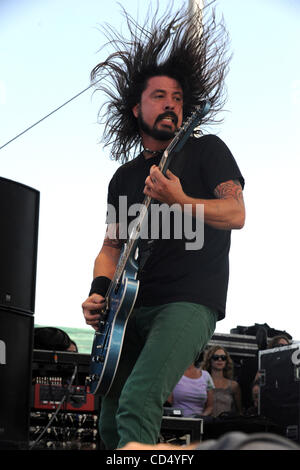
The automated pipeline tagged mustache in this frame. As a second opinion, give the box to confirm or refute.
[154,111,178,127]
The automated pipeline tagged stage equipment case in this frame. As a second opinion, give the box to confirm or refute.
[258,343,300,442]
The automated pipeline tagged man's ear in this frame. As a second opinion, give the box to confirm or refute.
[132,103,139,118]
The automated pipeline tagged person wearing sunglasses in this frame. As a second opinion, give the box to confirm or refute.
[202,345,242,417]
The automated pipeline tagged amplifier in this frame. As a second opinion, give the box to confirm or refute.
[259,343,300,442]
[33,382,97,412]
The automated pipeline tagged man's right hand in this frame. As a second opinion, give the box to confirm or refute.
[82,293,106,331]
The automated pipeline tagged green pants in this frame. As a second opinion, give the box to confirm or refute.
[99,302,217,449]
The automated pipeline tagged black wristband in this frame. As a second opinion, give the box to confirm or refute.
[89,276,111,297]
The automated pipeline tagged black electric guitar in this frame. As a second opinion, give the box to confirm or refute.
[88,100,211,396]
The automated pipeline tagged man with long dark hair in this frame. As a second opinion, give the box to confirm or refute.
[82,3,245,449]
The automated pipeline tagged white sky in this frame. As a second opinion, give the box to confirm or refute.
[0,0,300,340]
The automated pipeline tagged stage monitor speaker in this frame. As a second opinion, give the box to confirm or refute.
[0,307,34,449]
[0,177,39,314]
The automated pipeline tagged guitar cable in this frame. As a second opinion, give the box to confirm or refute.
[29,364,78,450]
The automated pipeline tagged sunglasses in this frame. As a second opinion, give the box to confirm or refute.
[212,354,227,361]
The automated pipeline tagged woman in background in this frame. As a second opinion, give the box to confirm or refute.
[202,345,242,417]
[168,359,214,417]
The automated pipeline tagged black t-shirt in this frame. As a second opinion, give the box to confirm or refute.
[106,135,244,320]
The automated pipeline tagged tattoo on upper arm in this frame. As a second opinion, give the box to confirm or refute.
[214,180,244,204]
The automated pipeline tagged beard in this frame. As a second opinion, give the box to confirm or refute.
[137,110,178,141]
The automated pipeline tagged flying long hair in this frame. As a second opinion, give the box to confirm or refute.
[91,2,231,163]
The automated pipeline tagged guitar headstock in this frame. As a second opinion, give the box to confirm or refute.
[169,99,211,150]
[182,100,211,131]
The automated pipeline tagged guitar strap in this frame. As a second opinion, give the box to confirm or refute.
[137,141,191,275]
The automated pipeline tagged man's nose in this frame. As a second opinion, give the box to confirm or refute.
[163,98,175,110]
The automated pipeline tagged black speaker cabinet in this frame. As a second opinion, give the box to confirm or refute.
[259,344,300,442]
[0,177,39,314]
[0,307,34,449]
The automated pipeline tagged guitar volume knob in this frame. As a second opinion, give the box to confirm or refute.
[90,374,100,381]
[92,355,104,363]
